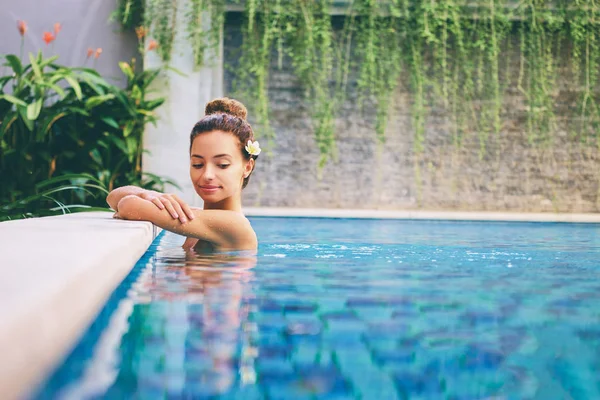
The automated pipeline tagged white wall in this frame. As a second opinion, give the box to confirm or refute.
[1,0,139,87]
[143,0,223,207]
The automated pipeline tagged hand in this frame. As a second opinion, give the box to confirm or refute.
[139,191,195,224]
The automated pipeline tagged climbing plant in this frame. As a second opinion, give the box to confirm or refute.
[114,0,600,163]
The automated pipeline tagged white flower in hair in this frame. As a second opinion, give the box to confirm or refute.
[245,140,261,156]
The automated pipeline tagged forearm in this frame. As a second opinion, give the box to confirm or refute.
[106,186,157,211]
[116,195,255,249]
[117,195,213,239]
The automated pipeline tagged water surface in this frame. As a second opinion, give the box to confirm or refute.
[38,218,600,399]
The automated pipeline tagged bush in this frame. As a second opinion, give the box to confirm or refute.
[0,50,173,220]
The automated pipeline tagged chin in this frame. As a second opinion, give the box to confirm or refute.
[196,191,227,205]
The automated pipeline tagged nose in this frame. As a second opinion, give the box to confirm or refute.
[203,164,215,181]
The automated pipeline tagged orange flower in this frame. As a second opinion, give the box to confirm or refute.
[43,31,56,45]
[135,26,147,40]
[94,48,103,59]
[147,40,158,51]
[17,20,27,36]
[87,48,94,58]
[54,23,62,35]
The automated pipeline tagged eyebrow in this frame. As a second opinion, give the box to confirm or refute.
[191,154,231,159]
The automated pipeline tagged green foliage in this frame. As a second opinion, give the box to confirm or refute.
[0,173,109,221]
[114,0,600,163]
[0,52,171,217]
[112,0,145,29]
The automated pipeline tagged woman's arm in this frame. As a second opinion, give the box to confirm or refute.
[107,186,195,224]
[116,195,257,249]
[106,186,153,210]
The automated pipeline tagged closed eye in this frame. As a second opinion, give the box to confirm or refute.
[192,164,204,169]
[219,164,230,169]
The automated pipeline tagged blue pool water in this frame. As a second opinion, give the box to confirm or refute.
[36,218,600,399]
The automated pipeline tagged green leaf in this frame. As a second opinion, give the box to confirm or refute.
[125,136,137,161]
[29,53,42,80]
[85,94,115,108]
[142,69,161,85]
[0,113,18,139]
[63,76,82,100]
[40,56,59,68]
[35,173,105,190]
[145,98,165,110]
[131,85,142,101]
[5,55,23,75]
[100,117,119,129]
[108,135,128,154]
[89,148,103,166]
[113,92,134,113]
[39,112,66,139]
[72,67,102,77]
[38,81,66,97]
[0,76,12,90]
[26,99,43,121]
[17,105,34,131]
[123,122,135,137]
[137,109,154,116]
[119,61,135,80]
[65,106,90,116]
[0,94,27,107]
[49,205,112,213]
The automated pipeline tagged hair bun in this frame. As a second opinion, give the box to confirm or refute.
[205,97,248,121]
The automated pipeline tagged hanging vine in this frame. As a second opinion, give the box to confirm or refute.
[285,0,337,166]
[113,0,600,164]
[516,0,560,145]
[568,0,600,145]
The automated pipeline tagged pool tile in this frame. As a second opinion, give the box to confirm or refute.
[372,349,416,367]
[460,345,505,370]
[393,371,447,398]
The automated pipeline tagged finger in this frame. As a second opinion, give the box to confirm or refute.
[161,198,179,219]
[181,203,195,221]
[173,194,195,221]
[167,196,187,223]
[152,198,165,210]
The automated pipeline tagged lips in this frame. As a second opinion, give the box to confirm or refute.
[199,185,220,193]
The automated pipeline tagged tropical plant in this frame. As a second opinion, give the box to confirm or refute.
[0,173,109,221]
[0,23,173,219]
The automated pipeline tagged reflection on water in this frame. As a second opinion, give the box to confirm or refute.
[58,233,258,399]
[39,219,600,399]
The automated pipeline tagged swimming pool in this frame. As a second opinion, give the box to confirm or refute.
[36,217,600,399]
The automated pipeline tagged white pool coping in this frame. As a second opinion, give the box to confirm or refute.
[0,211,159,400]
[243,207,600,223]
[1,207,599,399]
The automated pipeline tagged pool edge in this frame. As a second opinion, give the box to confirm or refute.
[243,207,600,223]
[0,212,161,400]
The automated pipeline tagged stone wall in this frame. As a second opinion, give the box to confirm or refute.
[223,14,600,212]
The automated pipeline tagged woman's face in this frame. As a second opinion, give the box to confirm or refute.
[190,130,253,205]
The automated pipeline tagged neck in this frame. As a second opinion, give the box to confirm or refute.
[203,193,242,212]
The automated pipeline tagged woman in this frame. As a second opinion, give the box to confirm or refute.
[107,98,260,252]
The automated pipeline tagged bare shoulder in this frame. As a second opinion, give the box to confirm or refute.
[196,209,257,247]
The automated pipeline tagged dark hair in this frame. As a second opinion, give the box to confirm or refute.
[190,98,257,189]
